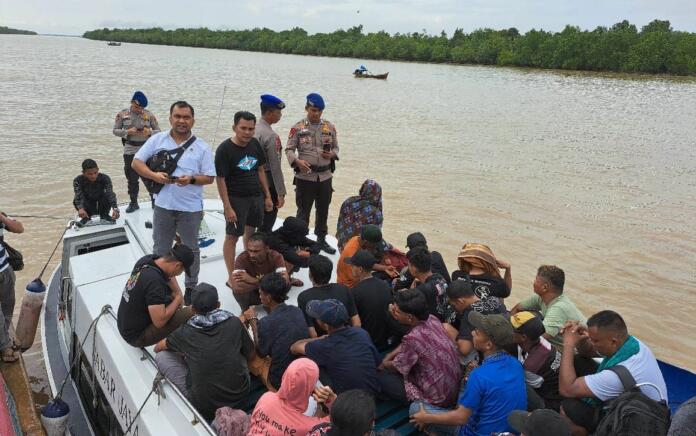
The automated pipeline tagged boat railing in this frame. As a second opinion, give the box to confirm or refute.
[100,306,217,435]
[124,218,151,255]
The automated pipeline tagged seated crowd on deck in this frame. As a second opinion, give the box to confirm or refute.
[107,94,687,435]
[116,214,678,435]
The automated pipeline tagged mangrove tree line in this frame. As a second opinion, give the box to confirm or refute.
[1,26,37,35]
[83,20,696,75]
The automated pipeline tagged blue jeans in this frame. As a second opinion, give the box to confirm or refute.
[409,402,460,436]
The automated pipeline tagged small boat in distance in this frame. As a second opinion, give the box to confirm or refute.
[107,41,121,46]
[354,64,388,79]
[354,71,389,79]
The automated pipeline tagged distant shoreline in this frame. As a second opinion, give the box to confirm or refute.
[83,20,696,76]
[0,26,37,35]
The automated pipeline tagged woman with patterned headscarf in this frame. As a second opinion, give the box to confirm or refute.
[335,180,383,251]
[452,243,512,299]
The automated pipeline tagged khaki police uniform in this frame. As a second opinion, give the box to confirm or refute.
[255,118,287,232]
[285,118,339,239]
[113,108,160,203]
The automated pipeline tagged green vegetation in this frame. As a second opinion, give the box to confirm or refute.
[84,20,696,75]
[0,26,37,35]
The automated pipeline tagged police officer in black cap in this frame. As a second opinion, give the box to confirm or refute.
[113,91,161,213]
[286,93,339,254]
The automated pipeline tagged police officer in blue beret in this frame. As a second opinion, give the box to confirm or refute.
[285,93,339,254]
[255,94,288,232]
[113,91,161,212]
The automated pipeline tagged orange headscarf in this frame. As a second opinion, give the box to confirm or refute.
[457,243,501,278]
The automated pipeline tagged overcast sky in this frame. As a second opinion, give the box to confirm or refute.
[2,0,695,36]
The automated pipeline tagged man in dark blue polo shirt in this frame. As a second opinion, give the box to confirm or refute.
[290,299,381,395]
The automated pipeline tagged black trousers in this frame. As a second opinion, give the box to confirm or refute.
[74,197,111,218]
[260,175,279,233]
[123,154,140,202]
[376,370,408,404]
[294,177,333,238]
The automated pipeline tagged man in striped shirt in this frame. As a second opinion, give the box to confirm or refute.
[0,212,23,362]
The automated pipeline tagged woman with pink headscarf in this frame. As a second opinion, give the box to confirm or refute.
[248,358,336,436]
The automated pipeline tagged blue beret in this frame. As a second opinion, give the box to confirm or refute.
[131,91,148,108]
[260,94,285,110]
[306,93,325,110]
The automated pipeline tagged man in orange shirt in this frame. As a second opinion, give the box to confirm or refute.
[337,225,397,288]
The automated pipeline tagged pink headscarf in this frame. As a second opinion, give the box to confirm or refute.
[277,358,320,413]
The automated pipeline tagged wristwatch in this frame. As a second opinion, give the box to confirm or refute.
[190,176,196,185]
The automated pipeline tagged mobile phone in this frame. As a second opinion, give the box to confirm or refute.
[322,143,331,152]
[168,175,179,180]
[314,380,330,414]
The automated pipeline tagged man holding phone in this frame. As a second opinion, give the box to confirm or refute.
[132,101,216,297]
[113,91,161,213]
[286,93,339,255]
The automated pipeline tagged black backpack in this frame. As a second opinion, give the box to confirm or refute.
[594,365,670,436]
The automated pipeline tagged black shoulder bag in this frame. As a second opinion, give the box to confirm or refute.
[143,136,197,194]
[0,236,23,271]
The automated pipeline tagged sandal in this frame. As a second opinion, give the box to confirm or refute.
[1,348,19,363]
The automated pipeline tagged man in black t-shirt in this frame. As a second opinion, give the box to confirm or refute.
[243,273,309,390]
[510,311,562,411]
[117,244,194,347]
[405,232,450,284]
[345,250,393,348]
[154,282,254,421]
[446,279,505,365]
[406,247,455,323]
[215,111,274,287]
[296,254,360,337]
[451,271,510,299]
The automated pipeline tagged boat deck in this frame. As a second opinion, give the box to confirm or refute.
[43,200,417,435]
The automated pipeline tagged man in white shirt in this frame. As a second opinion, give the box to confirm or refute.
[558,310,668,435]
[132,101,216,296]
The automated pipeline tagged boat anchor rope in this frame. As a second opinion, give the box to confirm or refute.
[42,304,113,434]
[57,304,113,398]
[124,370,165,434]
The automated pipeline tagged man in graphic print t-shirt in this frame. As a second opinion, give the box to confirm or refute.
[215,111,274,287]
